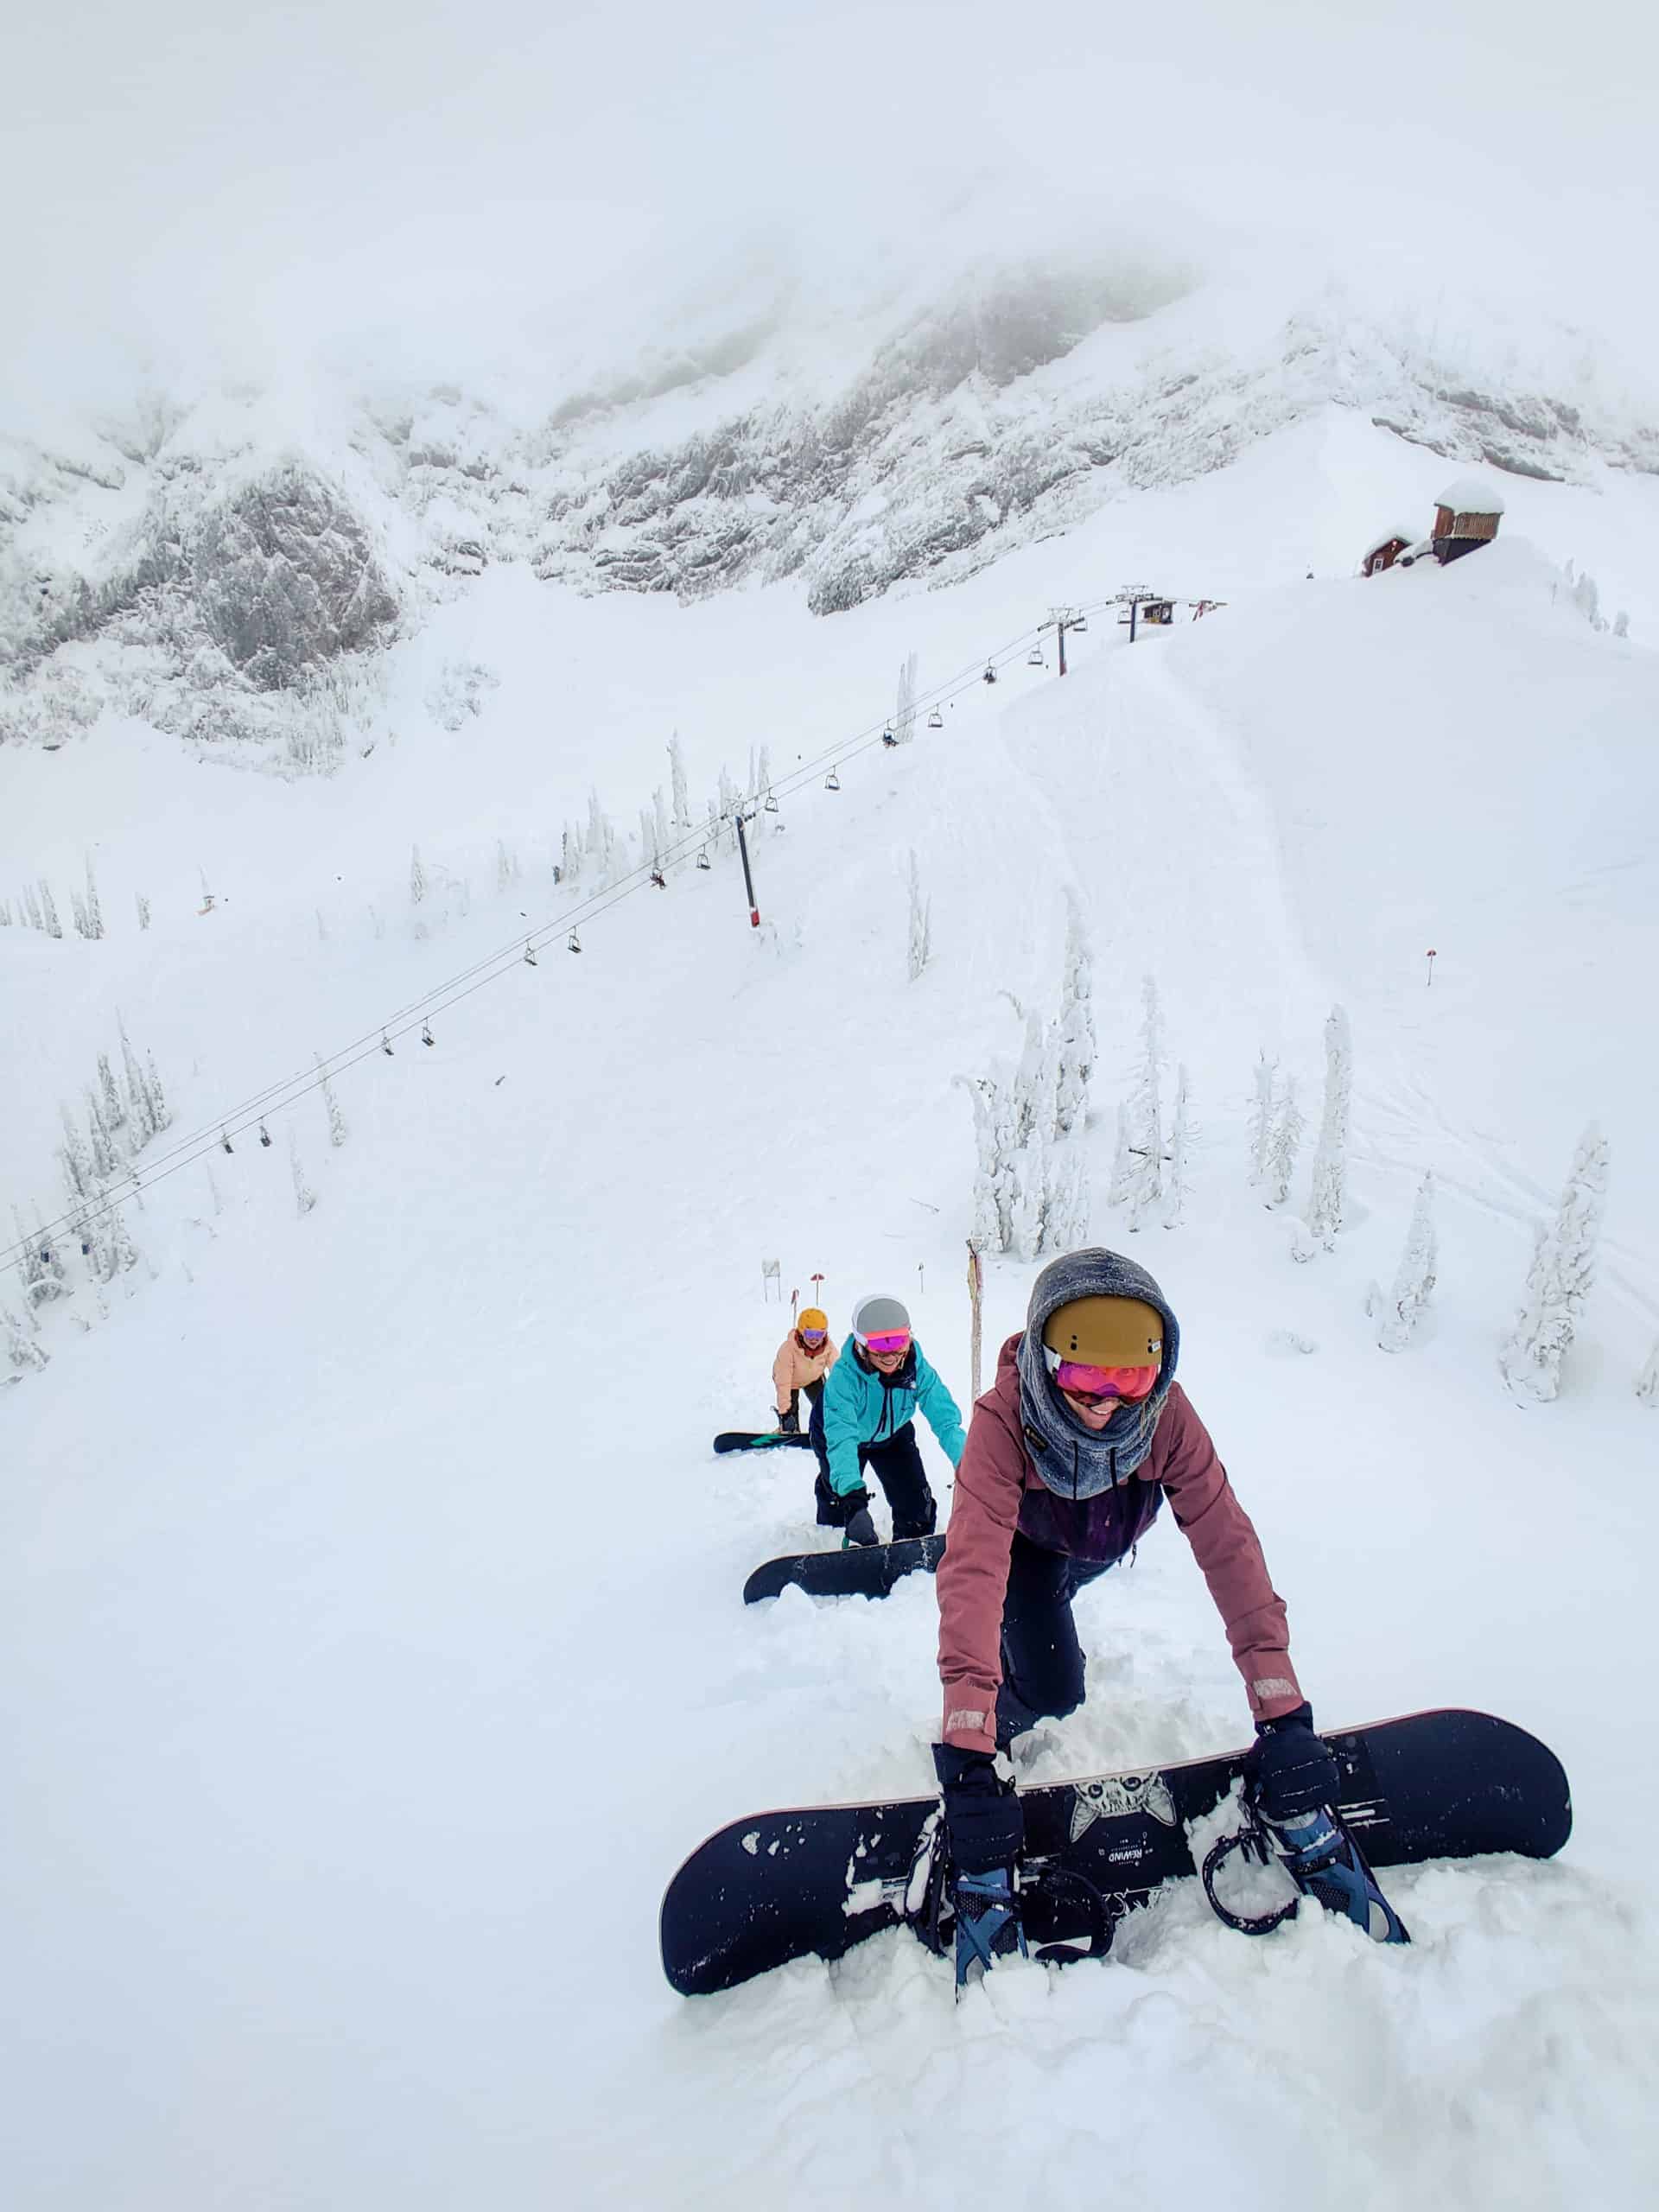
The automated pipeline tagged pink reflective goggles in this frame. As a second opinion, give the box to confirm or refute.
[1044,1345,1160,1402]
[860,1331,912,1357]
[800,1327,827,1345]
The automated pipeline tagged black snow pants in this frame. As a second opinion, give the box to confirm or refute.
[995,1534,1116,1748]
[809,1402,938,1541]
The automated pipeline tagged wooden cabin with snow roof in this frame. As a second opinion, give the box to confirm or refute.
[1430,476,1505,564]
[1361,527,1416,577]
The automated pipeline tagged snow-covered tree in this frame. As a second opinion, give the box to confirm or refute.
[1499,1124,1611,1402]
[99,1052,124,1134]
[668,732,691,830]
[1637,1341,1659,1407]
[1162,1065,1192,1230]
[22,883,44,932]
[495,840,517,893]
[955,1071,1019,1254]
[38,880,62,938]
[1048,1142,1091,1251]
[1247,1052,1277,1185]
[410,845,427,905]
[1614,610,1630,641]
[136,892,151,931]
[144,1050,171,1134]
[1054,890,1095,1136]
[652,786,671,863]
[5,1304,48,1371]
[906,850,932,982]
[1264,1074,1305,1206]
[69,855,104,940]
[1010,1124,1051,1259]
[118,1018,156,1143]
[1126,976,1165,1231]
[83,1087,118,1180]
[1108,1100,1135,1206]
[59,1105,95,1202]
[559,821,583,887]
[316,1055,347,1147]
[1305,1006,1352,1249]
[1376,1172,1438,1352]
[289,1129,318,1217]
[895,650,919,745]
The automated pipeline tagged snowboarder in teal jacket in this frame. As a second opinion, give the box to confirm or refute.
[809,1292,966,1547]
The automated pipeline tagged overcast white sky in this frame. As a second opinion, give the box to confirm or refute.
[3,0,1655,421]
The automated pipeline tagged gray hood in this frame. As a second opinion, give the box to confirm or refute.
[1014,1249,1181,1500]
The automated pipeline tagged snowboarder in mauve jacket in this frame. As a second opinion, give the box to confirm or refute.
[811,1293,965,1548]
[933,1249,1338,1902]
[772,1307,837,1433]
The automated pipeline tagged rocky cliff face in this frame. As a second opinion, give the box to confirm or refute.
[1,259,1650,766]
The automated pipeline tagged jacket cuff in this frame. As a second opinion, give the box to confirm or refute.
[940,1697,998,1757]
[1244,1664,1305,1723]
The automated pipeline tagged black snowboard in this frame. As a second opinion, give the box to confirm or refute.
[660,1707,1570,1996]
[743,1535,946,1604]
[714,1429,817,1454]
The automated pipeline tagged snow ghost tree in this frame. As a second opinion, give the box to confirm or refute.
[1499,1124,1610,1402]
[1305,1006,1353,1249]
[894,651,918,745]
[1162,1066,1192,1230]
[668,733,691,830]
[1264,1074,1305,1206]
[1126,976,1165,1232]
[1108,1100,1135,1205]
[1376,1172,1438,1351]
[1248,1052,1276,1186]
[906,850,932,982]
[954,1072,1019,1255]
[1637,1342,1659,1408]
[315,1055,348,1148]
[410,846,427,906]
[1054,890,1095,1136]
[289,1128,318,1218]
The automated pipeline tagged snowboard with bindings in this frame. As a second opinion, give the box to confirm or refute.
[743,1534,945,1605]
[659,1707,1570,1995]
[713,1429,817,1454]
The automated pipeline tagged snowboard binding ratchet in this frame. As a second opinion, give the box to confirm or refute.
[1203,1795,1410,1945]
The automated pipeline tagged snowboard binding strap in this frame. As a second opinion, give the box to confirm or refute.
[1203,1798,1410,1945]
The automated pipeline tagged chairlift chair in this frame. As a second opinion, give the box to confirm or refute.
[983,662,998,683]
[1027,646,1045,667]
[220,1129,233,1154]
[763,793,779,814]
[258,1123,271,1147]
[926,707,943,729]
[825,768,841,791]
[881,727,897,748]
[381,1032,394,1056]
[1071,613,1088,633]
[651,868,667,888]
[422,1023,435,1046]
[524,939,538,965]
[696,847,712,870]
[568,930,582,954]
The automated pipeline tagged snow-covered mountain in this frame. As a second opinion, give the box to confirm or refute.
[3,257,1657,2208]
[4,251,1656,765]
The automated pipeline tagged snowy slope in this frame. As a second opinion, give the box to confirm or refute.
[3,425,1657,2209]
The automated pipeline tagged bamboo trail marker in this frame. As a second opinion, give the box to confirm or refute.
[967,1241,984,1403]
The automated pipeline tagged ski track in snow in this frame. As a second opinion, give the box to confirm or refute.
[3,417,1657,2209]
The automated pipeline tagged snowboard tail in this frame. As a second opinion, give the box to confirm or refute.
[713,1429,817,1454]
[743,1535,945,1604]
[659,1708,1570,1996]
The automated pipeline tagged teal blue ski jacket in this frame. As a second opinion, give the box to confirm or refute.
[819,1335,967,1497]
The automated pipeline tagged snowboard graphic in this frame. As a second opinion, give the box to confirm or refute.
[713,1429,817,1455]
[743,1535,946,1604]
[660,1707,1570,1996]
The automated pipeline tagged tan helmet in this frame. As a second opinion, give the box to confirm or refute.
[1042,1295,1164,1367]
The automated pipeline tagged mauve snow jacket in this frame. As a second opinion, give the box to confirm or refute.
[937,1335,1304,1755]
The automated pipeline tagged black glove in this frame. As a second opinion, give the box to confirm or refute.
[844,1506,879,1548]
[817,1479,872,1529]
[934,1745,1024,1874]
[1248,1703,1339,1823]
[778,1407,799,1433]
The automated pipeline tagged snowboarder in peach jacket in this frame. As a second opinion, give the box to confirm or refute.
[932,1249,1339,1913]
[772,1308,837,1432]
